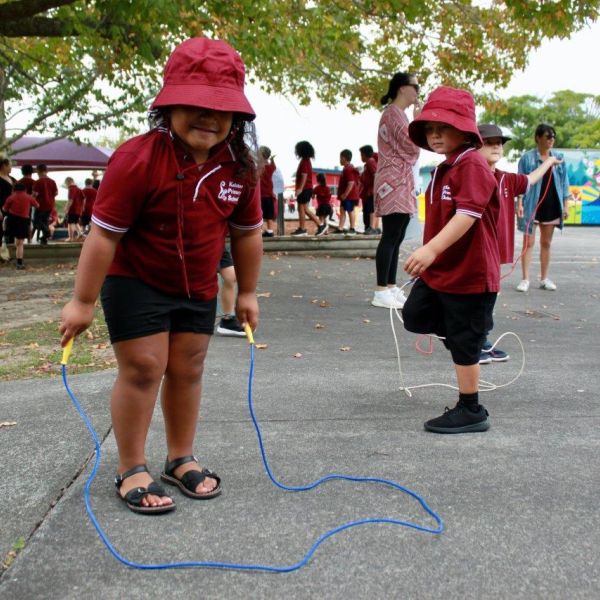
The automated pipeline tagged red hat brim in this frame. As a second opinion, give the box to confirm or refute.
[151,83,256,121]
[409,107,483,151]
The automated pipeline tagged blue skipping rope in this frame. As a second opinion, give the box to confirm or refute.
[60,330,443,573]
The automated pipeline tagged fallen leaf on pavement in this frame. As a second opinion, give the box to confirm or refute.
[257,292,272,298]
[255,343,268,349]
[293,353,303,358]
[292,295,303,298]
[0,421,17,429]
[339,346,351,352]
[314,323,324,329]
[363,319,371,323]
[319,301,330,308]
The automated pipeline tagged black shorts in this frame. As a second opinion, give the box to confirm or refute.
[100,276,217,344]
[5,214,30,239]
[80,215,92,227]
[402,278,496,365]
[261,196,275,220]
[296,189,313,205]
[316,204,333,217]
[219,247,233,270]
[67,213,80,224]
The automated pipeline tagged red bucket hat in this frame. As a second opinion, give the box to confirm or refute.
[408,86,482,151]
[151,38,255,121]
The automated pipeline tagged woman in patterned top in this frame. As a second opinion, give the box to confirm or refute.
[371,72,421,309]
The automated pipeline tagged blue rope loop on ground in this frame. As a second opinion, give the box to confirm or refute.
[62,343,443,573]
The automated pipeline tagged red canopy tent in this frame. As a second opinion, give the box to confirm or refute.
[9,136,112,170]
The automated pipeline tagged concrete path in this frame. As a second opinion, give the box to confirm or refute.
[1,228,599,599]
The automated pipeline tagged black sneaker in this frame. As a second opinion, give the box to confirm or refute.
[291,228,307,236]
[316,223,328,236]
[347,228,357,235]
[424,403,490,434]
[217,316,246,337]
[479,351,493,365]
[262,231,274,238]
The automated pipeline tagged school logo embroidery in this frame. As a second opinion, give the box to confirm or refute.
[440,185,452,201]
[218,181,243,203]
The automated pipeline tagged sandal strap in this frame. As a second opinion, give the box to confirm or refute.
[123,482,169,506]
[164,455,197,476]
[179,468,220,492]
[114,464,149,489]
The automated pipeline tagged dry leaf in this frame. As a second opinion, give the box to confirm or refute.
[363,319,371,323]
[314,323,324,329]
[269,270,276,276]
[339,346,351,352]
[292,295,303,298]
[0,421,17,429]
[293,353,303,358]
[28,342,39,349]
[85,330,94,339]
[311,299,319,304]
[319,301,330,308]
[94,343,108,349]
[255,343,268,349]
[257,292,271,298]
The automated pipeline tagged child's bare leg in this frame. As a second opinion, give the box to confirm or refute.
[348,208,356,230]
[298,203,306,229]
[219,265,236,314]
[161,332,217,494]
[305,205,320,226]
[15,239,24,259]
[338,209,346,230]
[454,363,479,394]
[111,333,173,507]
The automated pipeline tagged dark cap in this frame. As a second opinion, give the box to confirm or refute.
[478,123,511,144]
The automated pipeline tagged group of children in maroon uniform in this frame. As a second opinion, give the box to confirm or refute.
[53,37,568,516]
[1,164,98,269]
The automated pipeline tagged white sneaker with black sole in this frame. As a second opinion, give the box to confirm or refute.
[371,289,404,309]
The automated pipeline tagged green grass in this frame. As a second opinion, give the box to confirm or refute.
[0,313,113,380]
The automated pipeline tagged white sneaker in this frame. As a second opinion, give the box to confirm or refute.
[371,289,404,309]
[389,286,407,308]
[539,278,557,291]
[516,279,530,292]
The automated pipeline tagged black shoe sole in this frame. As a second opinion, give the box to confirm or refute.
[424,419,490,434]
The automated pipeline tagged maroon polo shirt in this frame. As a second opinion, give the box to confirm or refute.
[17,176,35,195]
[4,191,39,218]
[338,164,360,200]
[313,184,331,206]
[494,169,528,265]
[421,147,500,294]
[67,184,85,216]
[82,187,97,217]
[92,128,262,300]
[259,163,276,198]
[360,155,378,200]
[295,158,313,191]
[32,177,58,212]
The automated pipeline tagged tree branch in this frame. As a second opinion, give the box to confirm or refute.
[0,16,76,37]
[0,0,77,21]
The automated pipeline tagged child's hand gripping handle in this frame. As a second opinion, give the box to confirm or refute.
[61,338,74,365]
[244,323,255,345]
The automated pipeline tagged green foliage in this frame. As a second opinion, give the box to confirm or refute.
[1,0,599,152]
[480,90,600,157]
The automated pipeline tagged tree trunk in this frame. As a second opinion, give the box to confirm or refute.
[0,65,6,154]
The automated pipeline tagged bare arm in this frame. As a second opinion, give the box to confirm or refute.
[339,181,355,201]
[229,226,263,331]
[59,224,122,345]
[527,156,561,185]
[295,173,307,196]
[404,213,476,277]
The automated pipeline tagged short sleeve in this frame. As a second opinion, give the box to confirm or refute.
[229,183,263,230]
[91,151,149,233]
[513,173,529,196]
[452,159,497,219]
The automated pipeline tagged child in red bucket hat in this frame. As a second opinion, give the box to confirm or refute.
[60,38,263,514]
[401,86,500,434]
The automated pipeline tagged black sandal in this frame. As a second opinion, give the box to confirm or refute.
[115,464,176,515]
[160,455,222,499]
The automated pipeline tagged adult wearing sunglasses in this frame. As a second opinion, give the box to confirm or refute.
[371,72,421,309]
[516,123,572,292]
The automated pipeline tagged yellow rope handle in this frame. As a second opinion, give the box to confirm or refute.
[61,338,74,365]
[244,323,255,345]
